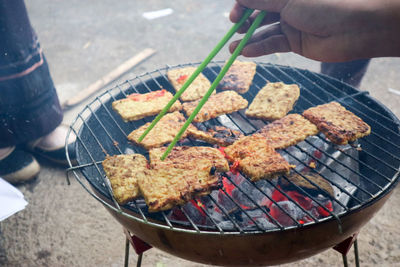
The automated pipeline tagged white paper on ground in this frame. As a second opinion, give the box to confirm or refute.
[142,8,173,20]
[0,178,28,221]
[388,88,400,96]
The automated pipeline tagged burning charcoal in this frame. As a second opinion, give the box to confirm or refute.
[281,136,328,172]
[182,201,209,226]
[269,201,306,226]
[252,217,276,230]
[231,188,256,210]
[254,179,274,194]
[239,208,276,230]
[168,207,189,222]
[217,220,235,231]
[217,190,238,215]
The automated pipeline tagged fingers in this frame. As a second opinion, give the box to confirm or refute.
[236,11,280,34]
[230,2,247,23]
[229,24,291,57]
[230,2,280,34]
[237,0,290,13]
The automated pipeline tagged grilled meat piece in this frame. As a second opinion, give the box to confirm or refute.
[303,101,371,145]
[167,67,212,102]
[188,125,243,146]
[224,135,294,182]
[102,154,148,204]
[127,111,197,149]
[217,60,256,94]
[138,166,193,212]
[150,146,229,173]
[258,114,319,149]
[245,82,300,120]
[279,172,334,197]
[139,146,228,212]
[182,91,248,123]
[112,90,181,122]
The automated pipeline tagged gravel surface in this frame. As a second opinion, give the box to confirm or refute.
[1,1,400,266]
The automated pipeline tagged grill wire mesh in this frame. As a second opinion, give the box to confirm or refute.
[67,61,400,234]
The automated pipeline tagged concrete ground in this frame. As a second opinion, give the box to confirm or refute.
[1,0,400,266]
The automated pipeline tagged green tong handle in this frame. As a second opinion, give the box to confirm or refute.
[138,8,254,143]
[161,10,267,160]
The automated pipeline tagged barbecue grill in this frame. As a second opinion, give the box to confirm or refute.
[66,61,400,266]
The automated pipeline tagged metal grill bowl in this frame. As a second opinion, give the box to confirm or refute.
[67,61,400,266]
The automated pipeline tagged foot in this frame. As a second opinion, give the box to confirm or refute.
[28,124,77,166]
[0,146,40,184]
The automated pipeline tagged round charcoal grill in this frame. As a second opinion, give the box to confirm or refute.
[67,61,400,266]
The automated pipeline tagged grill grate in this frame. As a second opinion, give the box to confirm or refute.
[67,61,400,234]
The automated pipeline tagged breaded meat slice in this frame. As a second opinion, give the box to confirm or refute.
[150,146,227,197]
[182,91,248,123]
[258,114,319,149]
[302,101,371,145]
[102,154,148,204]
[127,111,197,150]
[167,67,212,102]
[139,146,228,212]
[138,166,192,212]
[224,135,294,182]
[150,146,229,173]
[112,89,181,122]
[245,82,300,120]
[187,125,243,146]
[217,60,256,94]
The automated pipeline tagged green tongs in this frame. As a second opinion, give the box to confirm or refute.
[138,8,266,160]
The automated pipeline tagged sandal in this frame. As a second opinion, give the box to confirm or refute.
[0,146,40,184]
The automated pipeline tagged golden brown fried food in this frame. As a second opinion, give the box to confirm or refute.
[102,154,148,204]
[138,166,192,212]
[245,82,300,120]
[167,67,212,102]
[280,172,334,197]
[258,114,319,149]
[150,146,229,173]
[218,60,256,94]
[302,101,371,145]
[182,91,248,122]
[224,135,294,181]
[112,90,181,122]
[187,125,243,146]
[139,146,228,212]
[127,111,196,149]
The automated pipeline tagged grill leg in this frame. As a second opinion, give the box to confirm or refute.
[124,238,130,267]
[123,229,152,267]
[354,239,360,267]
[137,253,143,267]
[342,254,349,267]
[123,238,143,267]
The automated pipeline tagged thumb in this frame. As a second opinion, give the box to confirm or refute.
[229,24,291,57]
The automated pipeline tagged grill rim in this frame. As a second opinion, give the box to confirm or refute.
[66,61,400,235]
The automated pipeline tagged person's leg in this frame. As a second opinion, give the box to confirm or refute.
[0,0,63,147]
[320,59,371,88]
[0,0,72,183]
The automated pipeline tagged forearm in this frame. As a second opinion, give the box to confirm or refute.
[367,0,400,58]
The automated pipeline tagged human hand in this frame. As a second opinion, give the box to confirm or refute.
[229,0,400,62]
